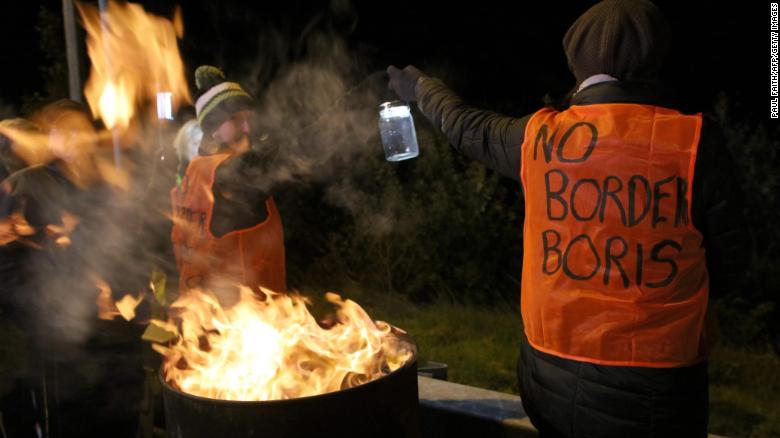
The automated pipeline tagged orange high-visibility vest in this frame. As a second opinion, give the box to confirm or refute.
[520,104,708,368]
[171,154,286,295]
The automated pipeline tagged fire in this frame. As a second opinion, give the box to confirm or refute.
[153,287,415,401]
[78,0,191,131]
[96,80,132,130]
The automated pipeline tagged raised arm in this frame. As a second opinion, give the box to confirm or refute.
[388,65,531,181]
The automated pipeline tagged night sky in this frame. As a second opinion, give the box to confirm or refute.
[0,1,771,122]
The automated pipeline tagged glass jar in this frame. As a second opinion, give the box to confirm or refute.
[378,101,419,161]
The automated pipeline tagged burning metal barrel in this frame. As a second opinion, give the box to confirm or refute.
[154,287,420,437]
[160,353,420,438]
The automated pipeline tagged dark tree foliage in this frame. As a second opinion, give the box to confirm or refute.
[711,94,780,352]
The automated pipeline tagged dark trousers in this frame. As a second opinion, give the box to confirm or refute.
[516,335,708,438]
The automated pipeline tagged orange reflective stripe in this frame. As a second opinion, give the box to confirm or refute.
[520,103,708,367]
[171,154,286,295]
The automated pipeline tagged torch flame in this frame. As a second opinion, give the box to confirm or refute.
[78,0,191,131]
[155,287,414,401]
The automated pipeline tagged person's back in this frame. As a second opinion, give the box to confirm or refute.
[387,1,750,436]
[520,102,708,367]
[517,100,712,437]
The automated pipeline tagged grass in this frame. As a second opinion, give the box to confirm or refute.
[367,294,522,394]
[708,346,780,437]
[301,282,522,394]
[300,283,780,438]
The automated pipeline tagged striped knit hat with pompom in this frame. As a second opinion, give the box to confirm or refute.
[193,65,253,136]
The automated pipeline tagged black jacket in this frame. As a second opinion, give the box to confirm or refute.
[415,78,751,437]
[206,141,298,238]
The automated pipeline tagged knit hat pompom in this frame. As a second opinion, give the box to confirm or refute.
[194,65,227,96]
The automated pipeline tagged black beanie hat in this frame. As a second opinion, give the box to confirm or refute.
[563,0,671,85]
[194,65,253,137]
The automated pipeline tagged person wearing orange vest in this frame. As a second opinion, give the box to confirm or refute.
[171,66,286,300]
[388,1,750,436]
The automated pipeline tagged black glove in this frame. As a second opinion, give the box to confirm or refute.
[387,65,424,102]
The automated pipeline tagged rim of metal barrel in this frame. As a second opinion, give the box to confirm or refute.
[158,333,418,406]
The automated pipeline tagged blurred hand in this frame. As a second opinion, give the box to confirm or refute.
[387,65,424,102]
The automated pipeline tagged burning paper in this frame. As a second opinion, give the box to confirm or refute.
[154,287,414,401]
[45,212,80,248]
[0,211,80,249]
[0,212,36,246]
[96,277,145,321]
[78,0,191,131]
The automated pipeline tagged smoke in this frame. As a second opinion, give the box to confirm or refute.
[243,34,388,190]
[0,101,175,365]
[325,178,398,237]
[0,1,407,375]
[229,22,404,235]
